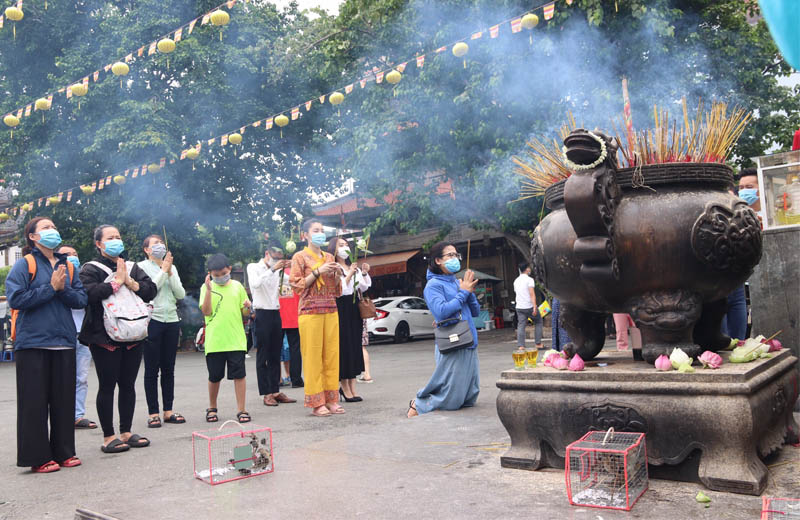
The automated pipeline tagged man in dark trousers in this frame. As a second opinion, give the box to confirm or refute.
[247,245,297,407]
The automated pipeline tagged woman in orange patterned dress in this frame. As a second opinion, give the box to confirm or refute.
[289,219,344,417]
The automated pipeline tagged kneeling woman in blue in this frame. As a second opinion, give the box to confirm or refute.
[408,242,480,418]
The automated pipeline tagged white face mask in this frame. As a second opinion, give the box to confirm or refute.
[337,247,350,260]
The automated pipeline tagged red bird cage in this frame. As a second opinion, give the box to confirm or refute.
[565,428,648,511]
[193,421,274,485]
[762,497,800,519]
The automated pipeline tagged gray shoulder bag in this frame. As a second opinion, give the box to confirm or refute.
[434,314,474,354]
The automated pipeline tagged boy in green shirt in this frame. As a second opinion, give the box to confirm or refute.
[200,254,252,423]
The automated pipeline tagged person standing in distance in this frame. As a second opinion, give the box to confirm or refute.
[247,244,297,407]
[513,262,542,350]
[56,245,97,431]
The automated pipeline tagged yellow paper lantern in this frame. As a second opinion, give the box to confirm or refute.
[274,114,289,138]
[452,42,469,68]
[385,70,402,84]
[112,61,130,88]
[35,98,51,111]
[147,163,161,174]
[228,132,242,145]
[22,203,32,212]
[112,62,129,76]
[157,38,176,54]
[48,196,61,205]
[210,10,230,41]
[4,114,19,138]
[185,148,199,160]
[0,213,9,222]
[452,42,469,57]
[329,92,345,116]
[521,13,539,29]
[157,39,176,69]
[4,6,23,40]
[35,98,51,123]
[210,10,230,26]
[71,83,88,97]
[80,185,95,195]
[70,83,88,110]
[329,92,344,105]
[113,175,126,185]
[4,6,23,20]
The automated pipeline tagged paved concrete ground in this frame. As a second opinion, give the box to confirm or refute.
[0,329,797,519]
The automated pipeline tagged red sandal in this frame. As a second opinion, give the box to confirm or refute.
[32,460,60,473]
[59,456,82,468]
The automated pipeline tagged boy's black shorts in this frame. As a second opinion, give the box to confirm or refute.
[206,351,246,382]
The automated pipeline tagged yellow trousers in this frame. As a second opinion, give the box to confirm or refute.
[298,312,340,408]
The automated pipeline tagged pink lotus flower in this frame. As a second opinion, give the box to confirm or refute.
[568,354,585,371]
[654,355,672,371]
[544,353,561,367]
[767,339,783,352]
[698,350,723,369]
[552,356,569,370]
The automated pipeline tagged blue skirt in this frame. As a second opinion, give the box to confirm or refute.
[415,345,479,414]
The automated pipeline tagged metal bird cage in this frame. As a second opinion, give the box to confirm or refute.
[565,428,648,511]
[762,497,800,519]
[192,421,274,485]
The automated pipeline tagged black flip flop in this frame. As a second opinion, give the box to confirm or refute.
[164,413,186,424]
[75,418,98,429]
[147,416,162,428]
[236,411,251,423]
[100,438,130,454]
[125,434,150,448]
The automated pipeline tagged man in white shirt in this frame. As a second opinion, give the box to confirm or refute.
[247,245,297,407]
[513,262,542,350]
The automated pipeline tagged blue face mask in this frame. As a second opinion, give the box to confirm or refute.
[738,188,759,206]
[36,229,62,250]
[103,239,125,257]
[444,258,461,274]
[310,232,327,247]
[66,256,80,270]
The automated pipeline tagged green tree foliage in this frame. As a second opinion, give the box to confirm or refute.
[0,0,341,285]
[1,0,798,276]
[308,0,800,235]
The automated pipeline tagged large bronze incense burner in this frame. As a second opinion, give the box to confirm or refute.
[532,129,763,362]
[498,120,797,497]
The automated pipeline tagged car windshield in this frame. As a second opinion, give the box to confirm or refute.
[373,299,390,308]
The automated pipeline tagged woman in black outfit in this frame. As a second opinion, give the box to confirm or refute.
[79,225,157,453]
[328,237,371,402]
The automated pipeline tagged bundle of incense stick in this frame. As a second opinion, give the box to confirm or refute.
[512,118,577,199]
[514,101,750,199]
[613,99,751,167]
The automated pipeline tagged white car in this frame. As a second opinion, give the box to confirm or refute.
[366,296,435,343]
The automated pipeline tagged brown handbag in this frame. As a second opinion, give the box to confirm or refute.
[357,291,377,319]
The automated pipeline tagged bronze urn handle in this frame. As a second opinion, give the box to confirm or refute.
[562,129,622,283]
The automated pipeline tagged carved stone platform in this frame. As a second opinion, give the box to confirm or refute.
[496,349,799,495]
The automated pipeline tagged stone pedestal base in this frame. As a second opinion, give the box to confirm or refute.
[496,349,799,495]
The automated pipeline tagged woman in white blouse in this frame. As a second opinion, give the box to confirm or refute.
[328,237,371,402]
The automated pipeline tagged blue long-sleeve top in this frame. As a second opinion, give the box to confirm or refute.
[6,248,88,350]
[423,269,480,350]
